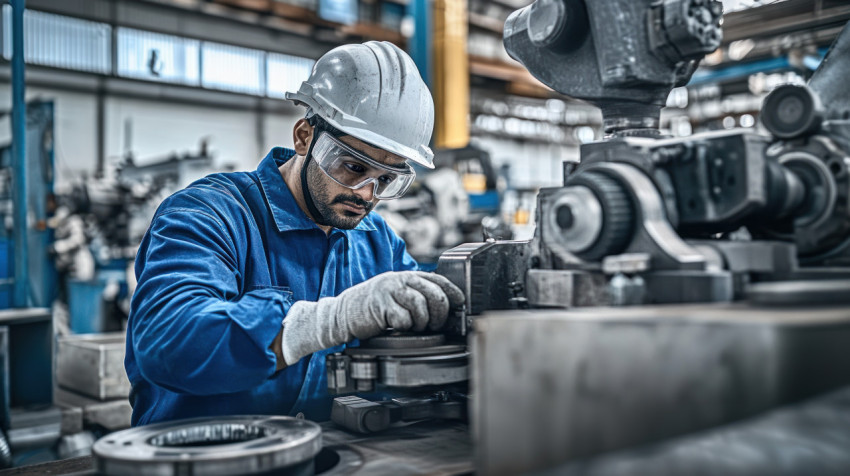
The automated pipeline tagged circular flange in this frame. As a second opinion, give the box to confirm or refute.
[345,344,467,357]
[93,416,322,476]
[379,352,471,387]
[779,150,837,229]
[362,333,446,349]
[564,171,635,261]
[761,84,823,139]
[546,185,603,254]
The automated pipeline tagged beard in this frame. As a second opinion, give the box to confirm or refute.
[307,160,375,229]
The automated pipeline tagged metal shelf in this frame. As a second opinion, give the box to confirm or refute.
[722,0,850,44]
[469,55,551,95]
[468,12,503,34]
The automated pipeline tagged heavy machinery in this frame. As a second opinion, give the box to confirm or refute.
[438,0,850,474]
[318,2,850,474]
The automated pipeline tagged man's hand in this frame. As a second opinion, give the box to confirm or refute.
[278,271,464,367]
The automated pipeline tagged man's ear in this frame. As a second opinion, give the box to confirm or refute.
[293,119,314,156]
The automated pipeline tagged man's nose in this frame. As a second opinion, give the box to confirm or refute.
[353,180,376,202]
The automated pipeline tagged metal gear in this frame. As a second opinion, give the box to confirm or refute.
[565,171,635,261]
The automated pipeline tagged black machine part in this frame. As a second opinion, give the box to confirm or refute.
[504,0,722,135]
[433,9,850,318]
[560,171,635,261]
[326,333,470,395]
[808,16,850,125]
[331,392,467,434]
[761,84,825,139]
[551,117,849,265]
[504,0,850,265]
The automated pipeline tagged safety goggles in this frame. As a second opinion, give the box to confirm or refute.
[312,132,416,200]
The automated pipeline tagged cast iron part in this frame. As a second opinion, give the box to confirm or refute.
[562,171,635,261]
[326,333,469,394]
[761,84,825,139]
[92,416,322,476]
[504,0,721,135]
[751,135,850,261]
[331,392,468,434]
[436,241,531,326]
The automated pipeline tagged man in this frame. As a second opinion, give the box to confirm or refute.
[125,41,465,426]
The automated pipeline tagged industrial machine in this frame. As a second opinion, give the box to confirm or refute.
[330,0,850,443]
[52,147,224,334]
[0,101,61,468]
[0,100,57,310]
[71,1,850,475]
[443,0,850,474]
[315,0,850,472]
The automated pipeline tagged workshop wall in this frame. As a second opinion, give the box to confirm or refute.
[0,83,303,185]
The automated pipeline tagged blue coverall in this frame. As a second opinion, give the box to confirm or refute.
[125,147,417,426]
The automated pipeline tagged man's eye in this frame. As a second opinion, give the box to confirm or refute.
[378,174,396,184]
[344,162,366,174]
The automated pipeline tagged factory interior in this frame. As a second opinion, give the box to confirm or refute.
[1,0,850,474]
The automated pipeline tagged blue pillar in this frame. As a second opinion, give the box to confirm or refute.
[408,0,432,88]
[11,0,28,308]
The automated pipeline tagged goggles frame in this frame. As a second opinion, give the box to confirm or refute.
[312,132,416,200]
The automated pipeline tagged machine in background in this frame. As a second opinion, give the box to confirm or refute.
[0,101,60,467]
[378,145,512,267]
[51,146,226,334]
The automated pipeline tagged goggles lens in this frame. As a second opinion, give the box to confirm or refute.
[311,132,415,199]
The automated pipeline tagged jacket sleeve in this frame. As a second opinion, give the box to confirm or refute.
[129,206,287,396]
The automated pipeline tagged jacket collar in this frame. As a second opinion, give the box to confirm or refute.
[257,147,377,233]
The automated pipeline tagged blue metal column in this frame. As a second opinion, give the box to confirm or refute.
[408,0,432,88]
[11,0,28,308]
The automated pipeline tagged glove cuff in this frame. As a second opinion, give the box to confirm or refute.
[281,298,344,366]
[281,300,317,366]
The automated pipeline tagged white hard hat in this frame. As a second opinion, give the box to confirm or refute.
[286,41,436,169]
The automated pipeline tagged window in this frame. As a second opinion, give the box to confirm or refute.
[201,42,264,95]
[116,28,200,86]
[2,6,110,74]
[266,53,314,99]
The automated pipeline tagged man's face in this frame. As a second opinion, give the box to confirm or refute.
[307,135,407,230]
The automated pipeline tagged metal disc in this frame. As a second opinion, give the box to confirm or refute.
[93,415,322,476]
[344,344,467,357]
[362,333,446,349]
[380,352,471,387]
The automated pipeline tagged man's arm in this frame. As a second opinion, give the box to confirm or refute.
[130,207,287,395]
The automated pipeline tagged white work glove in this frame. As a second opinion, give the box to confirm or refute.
[281,271,465,366]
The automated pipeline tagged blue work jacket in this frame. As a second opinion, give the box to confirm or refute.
[125,147,417,426]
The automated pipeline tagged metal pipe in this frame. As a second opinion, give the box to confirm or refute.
[407,0,432,89]
[11,0,28,308]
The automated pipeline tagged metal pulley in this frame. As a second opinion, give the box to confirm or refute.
[327,333,469,394]
[93,416,322,476]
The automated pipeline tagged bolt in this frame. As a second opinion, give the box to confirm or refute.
[556,205,574,229]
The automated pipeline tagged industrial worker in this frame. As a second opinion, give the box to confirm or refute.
[125,41,464,426]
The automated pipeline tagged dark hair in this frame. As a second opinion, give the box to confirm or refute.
[306,113,346,138]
